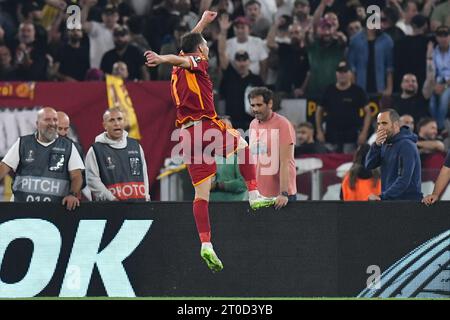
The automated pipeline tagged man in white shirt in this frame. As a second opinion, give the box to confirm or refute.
[225,16,269,81]
[0,107,84,210]
[81,2,120,69]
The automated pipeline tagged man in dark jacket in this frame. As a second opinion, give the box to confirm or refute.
[365,109,422,201]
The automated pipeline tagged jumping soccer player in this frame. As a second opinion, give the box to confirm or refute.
[144,10,275,272]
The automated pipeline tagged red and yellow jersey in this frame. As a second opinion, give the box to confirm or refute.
[171,53,217,127]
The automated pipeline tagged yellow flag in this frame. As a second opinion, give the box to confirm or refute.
[106,74,142,140]
[3,175,12,201]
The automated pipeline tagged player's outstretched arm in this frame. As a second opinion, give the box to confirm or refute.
[144,51,191,69]
[191,10,217,34]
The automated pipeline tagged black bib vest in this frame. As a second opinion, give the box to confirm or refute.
[13,134,72,202]
[92,137,146,201]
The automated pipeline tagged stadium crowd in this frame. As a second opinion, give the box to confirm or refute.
[0,0,449,138]
[0,0,450,202]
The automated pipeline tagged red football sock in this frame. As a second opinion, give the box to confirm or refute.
[238,146,257,191]
[193,198,211,243]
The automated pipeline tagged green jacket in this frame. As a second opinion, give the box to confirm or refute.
[210,155,248,201]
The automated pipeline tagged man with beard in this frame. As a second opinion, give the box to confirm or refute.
[365,109,422,201]
[393,73,430,123]
[0,107,84,210]
[100,25,149,80]
[348,15,394,99]
[305,18,345,102]
[53,28,90,81]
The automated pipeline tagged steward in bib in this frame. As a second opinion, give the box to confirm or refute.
[85,107,150,201]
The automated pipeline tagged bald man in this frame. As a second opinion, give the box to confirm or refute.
[0,107,84,210]
[57,111,71,137]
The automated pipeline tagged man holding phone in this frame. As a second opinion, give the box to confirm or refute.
[365,109,422,201]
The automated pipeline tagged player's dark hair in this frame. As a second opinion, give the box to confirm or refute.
[298,122,314,130]
[248,87,273,104]
[181,32,205,53]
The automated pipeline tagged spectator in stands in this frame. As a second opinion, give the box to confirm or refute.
[428,26,450,131]
[126,15,151,54]
[0,45,18,80]
[112,61,129,80]
[316,61,372,153]
[292,0,313,31]
[266,20,310,98]
[417,117,446,155]
[400,114,415,131]
[394,73,430,123]
[85,107,150,201]
[145,0,182,54]
[0,107,84,209]
[219,16,264,130]
[305,17,345,102]
[158,22,189,80]
[346,19,362,39]
[100,25,149,80]
[176,0,199,30]
[14,21,49,80]
[429,0,450,31]
[381,6,405,44]
[348,17,394,100]
[365,109,423,201]
[244,0,271,39]
[0,25,5,45]
[422,147,450,205]
[341,144,381,201]
[395,0,419,36]
[246,0,277,23]
[394,14,429,92]
[225,16,269,81]
[210,117,248,201]
[53,28,90,81]
[81,2,119,69]
[20,0,48,48]
[84,68,105,81]
[294,121,328,156]
[248,87,297,209]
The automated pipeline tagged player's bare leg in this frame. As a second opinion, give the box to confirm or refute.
[193,177,223,272]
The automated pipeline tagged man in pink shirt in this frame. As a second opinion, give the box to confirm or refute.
[248,87,297,209]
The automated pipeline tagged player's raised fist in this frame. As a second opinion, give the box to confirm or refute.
[201,10,217,24]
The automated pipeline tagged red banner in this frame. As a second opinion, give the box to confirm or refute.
[0,81,176,199]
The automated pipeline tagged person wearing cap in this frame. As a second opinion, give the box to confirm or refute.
[218,14,264,131]
[394,14,429,92]
[428,25,450,131]
[100,25,149,80]
[80,1,119,69]
[430,0,450,32]
[221,14,269,81]
[315,60,372,153]
[304,17,345,102]
[53,27,90,81]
